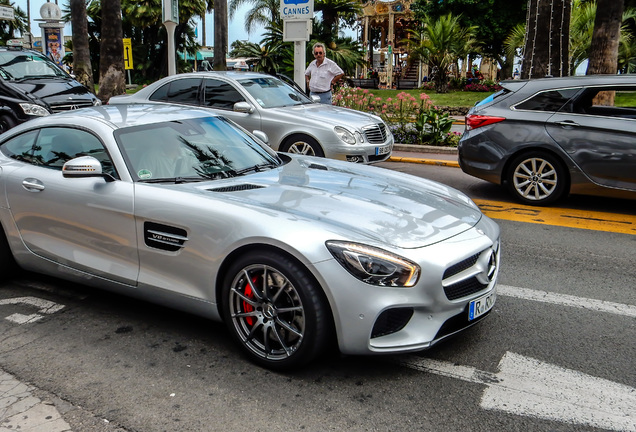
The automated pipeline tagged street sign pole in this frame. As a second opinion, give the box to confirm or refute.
[162,0,179,76]
[280,0,313,91]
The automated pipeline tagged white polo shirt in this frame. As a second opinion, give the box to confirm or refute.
[305,58,344,93]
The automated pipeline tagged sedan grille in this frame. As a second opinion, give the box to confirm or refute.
[442,247,498,301]
[50,101,95,113]
[362,123,388,144]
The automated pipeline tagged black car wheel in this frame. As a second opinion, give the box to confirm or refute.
[0,114,16,134]
[281,135,324,157]
[507,151,567,206]
[0,228,19,278]
[222,250,330,370]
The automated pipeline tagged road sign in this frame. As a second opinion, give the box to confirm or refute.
[0,5,14,20]
[280,0,313,20]
[123,38,133,70]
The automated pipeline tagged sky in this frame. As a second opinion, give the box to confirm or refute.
[13,0,266,47]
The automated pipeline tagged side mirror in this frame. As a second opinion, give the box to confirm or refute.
[251,130,269,145]
[62,156,115,182]
[234,101,254,114]
[310,95,321,103]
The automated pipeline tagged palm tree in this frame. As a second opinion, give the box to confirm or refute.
[0,0,28,43]
[70,0,95,92]
[97,0,126,103]
[407,13,476,93]
[228,0,280,34]
[586,0,624,75]
[314,0,360,42]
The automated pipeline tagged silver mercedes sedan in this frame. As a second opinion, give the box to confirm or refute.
[0,104,500,370]
[108,71,394,164]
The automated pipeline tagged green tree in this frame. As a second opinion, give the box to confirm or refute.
[407,13,476,93]
[412,0,526,78]
[586,0,624,75]
[228,0,280,34]
[0,0,28,43]
[314,0,360,43]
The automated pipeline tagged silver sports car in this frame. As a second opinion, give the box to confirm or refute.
[0,104,500,370]
[108,71,394,164]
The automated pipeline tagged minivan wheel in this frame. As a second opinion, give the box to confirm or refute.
[0,115,16,134]
[507,151,567,206]
[281,135,324,157]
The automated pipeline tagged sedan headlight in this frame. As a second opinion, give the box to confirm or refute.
[326,241,420,287]
[19,103,50,117]
[334,126,357,145]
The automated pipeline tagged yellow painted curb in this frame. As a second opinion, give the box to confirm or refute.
[387,156,460,168]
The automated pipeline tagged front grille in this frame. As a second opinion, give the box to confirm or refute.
[363,123,388,144]
[442,247,498,301]
[371,307,414,338]
[50,101,95,113]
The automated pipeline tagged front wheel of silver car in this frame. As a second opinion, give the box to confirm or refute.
[221,250,330,370]
[507,151,567,206]
[281,135,325,158]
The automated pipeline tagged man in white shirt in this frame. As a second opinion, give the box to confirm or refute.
[305,43,344,104]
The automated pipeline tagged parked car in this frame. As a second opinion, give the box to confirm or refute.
[0,104,500,370]
[109,71,393,164]
[458,75,636,205]
[0,43,101,134]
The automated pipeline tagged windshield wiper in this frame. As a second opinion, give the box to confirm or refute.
[138,176,206,184]
[230,162,279,176]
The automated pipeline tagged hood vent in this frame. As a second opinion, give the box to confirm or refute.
[208,184,264,193]
[308,163,328,171]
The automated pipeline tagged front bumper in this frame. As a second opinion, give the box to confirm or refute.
[323,136,394,164]
[313,216,500,355]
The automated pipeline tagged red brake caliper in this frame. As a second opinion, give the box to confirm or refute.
[242,277,258,326]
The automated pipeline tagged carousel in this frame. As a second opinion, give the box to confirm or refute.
[356,0,423,89]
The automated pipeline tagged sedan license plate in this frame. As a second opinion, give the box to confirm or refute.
[468,290,496,321]
[375,145,391,156]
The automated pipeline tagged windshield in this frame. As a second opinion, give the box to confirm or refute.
[238,76,312,108]
[0,51,69,80]
[116,116,281,182]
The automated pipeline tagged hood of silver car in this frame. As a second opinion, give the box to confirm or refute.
[191,157,481,248]
[269,103,382,127]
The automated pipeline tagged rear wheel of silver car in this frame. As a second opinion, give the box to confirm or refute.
[281,135,324,157]
[222,250,330,370]
[507,151,567,206]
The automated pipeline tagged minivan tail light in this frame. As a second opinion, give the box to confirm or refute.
[465,114,506,131]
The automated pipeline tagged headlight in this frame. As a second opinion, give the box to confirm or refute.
[19,103,50,117]
[334,126,356,145]
[326,241,420,287]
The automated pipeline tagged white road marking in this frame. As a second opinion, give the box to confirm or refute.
[0,296,65,324]
[497,284,636,318]
[399,352,636,432]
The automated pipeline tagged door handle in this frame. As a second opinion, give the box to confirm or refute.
[22,178,45,192]
[555,120,580,127]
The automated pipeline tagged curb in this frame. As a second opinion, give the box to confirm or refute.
[388,155,460,168]
[389,143,460,168]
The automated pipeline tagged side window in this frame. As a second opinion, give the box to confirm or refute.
[149,78,201,104]
[562,86,636,119]
[202,79,244,110]
[34,128,117,177]
[515,88,580,112]
[0,130,40,163]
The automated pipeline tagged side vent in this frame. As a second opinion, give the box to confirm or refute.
[308,163,328,171]
[144,222,188,252]
[208,184,264,193]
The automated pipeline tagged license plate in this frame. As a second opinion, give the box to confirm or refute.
[375,145,391,156]
[468,290,496,321]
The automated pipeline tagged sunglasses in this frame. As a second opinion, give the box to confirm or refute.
[314,51,324,55]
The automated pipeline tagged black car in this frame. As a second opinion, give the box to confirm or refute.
[458,75,636,205]
[0,44,101,133]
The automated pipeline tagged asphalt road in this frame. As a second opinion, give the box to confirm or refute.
[0,161,634,432]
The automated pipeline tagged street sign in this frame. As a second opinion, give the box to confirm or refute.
[283,20,311,42]
[123,38,133,70]
[280,0,313,21]
[0,5,14,20]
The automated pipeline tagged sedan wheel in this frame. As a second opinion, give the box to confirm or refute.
[222,251,330,370]
[507,151,567,205]
[281,135,325,157]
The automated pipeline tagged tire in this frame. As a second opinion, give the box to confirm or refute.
[221,250,330,370]
[506,151,567,206]
[0,114,16,134]
[0,227,19,279]
[280,135,325,157]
